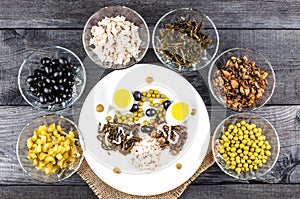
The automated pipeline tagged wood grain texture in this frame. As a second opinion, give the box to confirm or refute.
[0,185,97,199]
[180,184,300,199]
[0,184,299,199]
[0,29,299,106]
[0,0,299,29]
[1,105,299,185]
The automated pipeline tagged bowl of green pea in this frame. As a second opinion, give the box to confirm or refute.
[212,113,280,180]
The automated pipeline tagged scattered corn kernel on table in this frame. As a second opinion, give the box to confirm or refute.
[1,0,300,198]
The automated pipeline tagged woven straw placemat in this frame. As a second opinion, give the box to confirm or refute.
[77,138,214,199]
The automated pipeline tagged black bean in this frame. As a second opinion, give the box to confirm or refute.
[163,100,172,110]
[141,126,153,133]
[133,91,142,101]
[130,104,139,112]
[40,57,51,66]
[146,108,157,117]
[47,95,55,103]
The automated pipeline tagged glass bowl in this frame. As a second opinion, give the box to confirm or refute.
[16,114,85,183]
[18,46,86,112]
[82,5,150,69]
[208,48,275,112]
[212,113,280,180]
[152,8,219,71]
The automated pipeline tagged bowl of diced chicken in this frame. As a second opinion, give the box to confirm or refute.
[83,6,150,69]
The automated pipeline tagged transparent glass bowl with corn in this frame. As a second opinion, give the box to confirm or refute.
[212,113,280,180]
[16,114,85,183]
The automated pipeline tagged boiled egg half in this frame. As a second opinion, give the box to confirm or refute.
[112,88,134,112]
[165,101,191,125]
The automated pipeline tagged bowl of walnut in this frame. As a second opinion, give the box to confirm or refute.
[208,48,275,111]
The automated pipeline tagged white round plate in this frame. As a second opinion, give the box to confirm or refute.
[79,64,210,196]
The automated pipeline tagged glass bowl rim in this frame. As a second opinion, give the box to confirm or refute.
[208,47,276,112]
[152,7,220,71]
[17,45,86,112]
[16,113,86,183]
[211,112,280,180]
[82,5,150,70]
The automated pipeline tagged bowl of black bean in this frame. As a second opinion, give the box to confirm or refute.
[18,46,86,111]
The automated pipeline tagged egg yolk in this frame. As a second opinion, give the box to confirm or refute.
[171,102,190,121]
[113,89,131,108]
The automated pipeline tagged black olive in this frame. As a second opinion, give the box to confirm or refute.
[26,76,35,85]
[163,100,172,110]
[43,87,52,95]
[51,59,59,66]
[133,91,142,101]
[141,126,153,133]
[39,95,47,104]
[59,85,65,92]
[47,94,55,103]
[58,57,69,66]
[146,108,157,117]
[40,57,51,66]
[37,81,45,88]
[62,94,68,99]
[130,104,139,112]
[53,84,59,91]
[34,69,42,77]
[44,78,52,85]
[29,86,37,93]
[66,93,72,99]
[53,71,62,79]
[55,96,62,103]
[44,66,53,74]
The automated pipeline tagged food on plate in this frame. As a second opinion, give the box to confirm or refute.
[130,138,162,170]
[96,87,192,170]
[25,57,77,105]
[157,17,212,68]
[26,124,79,175]
[97,121,141,155]
[146,76,153,84]
[89,16,142,65]
[96,104,104,112]
[213,56,269,111]
[191,108,197,115]
[113,167,121,174]
[218,120,272,174]
[165,101,191,125]
[176,163,182,169]
[112,89,134,112]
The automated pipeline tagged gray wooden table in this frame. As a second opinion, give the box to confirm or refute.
[1,0,300,198]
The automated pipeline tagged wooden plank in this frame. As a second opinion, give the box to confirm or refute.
[0,29,299,106]
[0,184,299,199]
[0,0,300,29]
[1,105,299,185]
[0,185,97,199]
[180,184,300,199]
